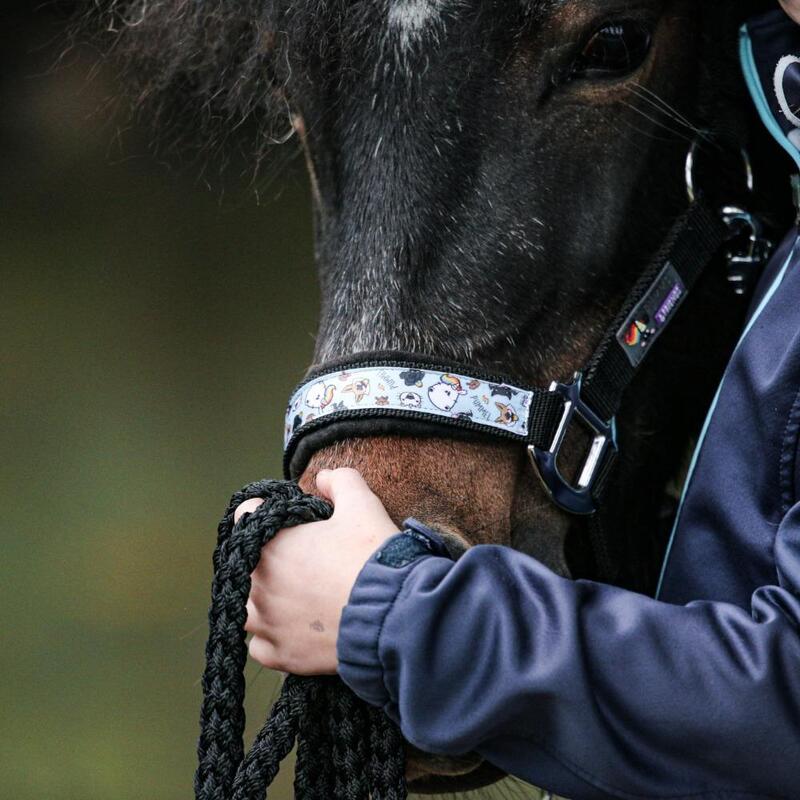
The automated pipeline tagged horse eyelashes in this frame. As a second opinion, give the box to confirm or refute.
[570,19,653,82]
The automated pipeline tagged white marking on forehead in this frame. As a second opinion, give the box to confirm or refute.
[388,0,445,49]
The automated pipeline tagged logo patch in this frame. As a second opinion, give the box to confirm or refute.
[617,263,686,367]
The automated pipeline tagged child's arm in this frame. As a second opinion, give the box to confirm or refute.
[336,506,800,798]
[245,469,800,799]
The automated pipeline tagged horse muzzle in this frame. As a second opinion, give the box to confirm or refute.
[404,745,506,793]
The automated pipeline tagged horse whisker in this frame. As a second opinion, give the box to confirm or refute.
[620,98,697,143]
[630,82,706,138]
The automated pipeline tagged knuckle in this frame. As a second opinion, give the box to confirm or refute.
[244,600,257,632]
[247,636,274,667]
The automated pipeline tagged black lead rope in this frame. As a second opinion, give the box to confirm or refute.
[195,479,407,800]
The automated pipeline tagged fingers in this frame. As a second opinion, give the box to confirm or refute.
[234,497,264,525]
[315,467,374,507]
[248,635,279,668]
[246,589,283,634]
[246,597,279,643]
[248,634,333,675]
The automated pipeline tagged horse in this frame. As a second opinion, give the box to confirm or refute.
[86,0,790,793]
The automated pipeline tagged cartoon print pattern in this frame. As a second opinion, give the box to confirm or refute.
[285,366,533,446]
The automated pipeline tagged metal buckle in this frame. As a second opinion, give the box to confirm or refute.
[528,373,617,516]
[720,206,774,296]
[684,139,754,205]
[685,140,772,295]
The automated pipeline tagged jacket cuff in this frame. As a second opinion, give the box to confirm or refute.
[337,521,450,709]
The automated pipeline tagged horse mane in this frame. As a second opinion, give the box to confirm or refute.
[76,0,304,162]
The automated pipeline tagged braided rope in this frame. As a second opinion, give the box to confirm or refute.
[194,479,408,800]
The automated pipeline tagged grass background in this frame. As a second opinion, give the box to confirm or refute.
[2,6,317,797]
[1,5,555,799]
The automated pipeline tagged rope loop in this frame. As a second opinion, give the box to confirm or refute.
[194,479,407,800]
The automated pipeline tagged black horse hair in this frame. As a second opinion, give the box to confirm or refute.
[76,0,774,163]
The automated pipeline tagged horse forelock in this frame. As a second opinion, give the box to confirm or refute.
[387,0,445,46]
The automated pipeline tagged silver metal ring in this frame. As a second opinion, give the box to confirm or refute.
[685,139,754,204]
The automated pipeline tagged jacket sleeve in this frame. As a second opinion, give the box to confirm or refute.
[337,509,800,800]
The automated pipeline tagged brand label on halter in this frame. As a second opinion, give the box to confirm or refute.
[284,366,533,447]
[616,263,686,367]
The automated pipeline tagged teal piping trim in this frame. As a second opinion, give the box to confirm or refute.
[656,238,799,598]
[739,24,800,171]
[656,24,800,598]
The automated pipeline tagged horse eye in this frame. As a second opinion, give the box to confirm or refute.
[571,20,652,80]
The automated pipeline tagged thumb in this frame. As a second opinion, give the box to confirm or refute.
[315,467,374,507]
[234,497,265,525]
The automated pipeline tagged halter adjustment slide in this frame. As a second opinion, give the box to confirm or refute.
[528,374,617,516]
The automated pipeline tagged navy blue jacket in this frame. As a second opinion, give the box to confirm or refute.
[337,11,800,799]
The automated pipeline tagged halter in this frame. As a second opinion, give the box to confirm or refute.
[282,144,773,575]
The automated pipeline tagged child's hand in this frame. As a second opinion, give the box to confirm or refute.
[781,0,800,23]
[238,468,399,675]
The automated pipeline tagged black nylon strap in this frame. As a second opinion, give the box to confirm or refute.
[586,449,620,581]
[527,390,570,449]
[583,200,729,422]
[580,199,729,581]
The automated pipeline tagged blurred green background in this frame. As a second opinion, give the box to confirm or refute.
[1,4,317,798]
[1,5,548,799]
